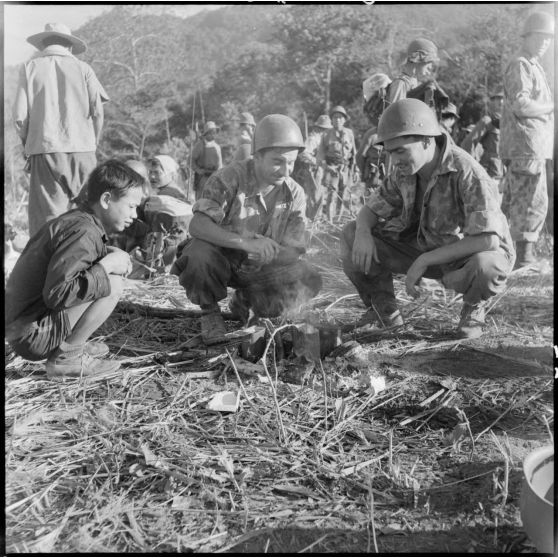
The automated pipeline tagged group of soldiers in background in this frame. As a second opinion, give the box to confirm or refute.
[5,11,554,376]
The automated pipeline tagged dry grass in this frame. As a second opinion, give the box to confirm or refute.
[4,226,554,553]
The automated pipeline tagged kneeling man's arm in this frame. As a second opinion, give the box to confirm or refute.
[352,206,380,273]
[189,213,279,264]
[406,233,498,297]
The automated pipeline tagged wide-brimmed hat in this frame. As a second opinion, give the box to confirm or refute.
[239,112,256,127]
[330,105,349,120]
[27,22,87,55]
[314,114,333,129]
[202,121,219,135]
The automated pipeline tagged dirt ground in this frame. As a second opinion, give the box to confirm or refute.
[4,224,554,554]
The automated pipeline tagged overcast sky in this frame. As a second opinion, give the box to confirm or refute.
[3,3,222,67]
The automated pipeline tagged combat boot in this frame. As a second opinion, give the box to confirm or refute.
[357,299,404,329]
[200,310,227,345]
[457,302,486,339]
[514,241,536,269]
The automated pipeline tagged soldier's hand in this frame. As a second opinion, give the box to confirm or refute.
[352,229,379,274]
[405,255,428,298]
[243,235,281,265]
[99,248,133,276]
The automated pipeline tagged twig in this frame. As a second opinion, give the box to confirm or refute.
[368,476,379,554]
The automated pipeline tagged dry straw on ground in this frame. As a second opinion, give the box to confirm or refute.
[5,226,553,553]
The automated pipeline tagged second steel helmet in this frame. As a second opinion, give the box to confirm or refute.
[314,114,333,129]
[253,114,305,152]
[330,105,349,119]
[522,11,554,36]
[239,112,256,126]
[407,38,439,64]
[375,99,441,144]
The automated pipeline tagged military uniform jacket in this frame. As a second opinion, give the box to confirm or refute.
[366,135,514,263]
[501,50,553,160]
[317,127,356,168]
[194,159,307,252]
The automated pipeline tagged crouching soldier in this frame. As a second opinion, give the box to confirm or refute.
[341,99,515,339]
[171,114,322,345]
[5,160,145,378]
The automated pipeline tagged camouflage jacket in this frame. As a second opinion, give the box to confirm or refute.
[366,135,514,262]
[501,50,554,160]
[193,159,307,251]
[317,127,356,168]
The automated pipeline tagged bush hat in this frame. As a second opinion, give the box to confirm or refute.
[27,22,87,55]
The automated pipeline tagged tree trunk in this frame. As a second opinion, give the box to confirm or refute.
[325,61,332,113]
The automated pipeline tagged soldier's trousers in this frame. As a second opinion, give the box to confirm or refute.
[323,165,351,222]
[171,238,322,316]
[501,158,548,242]
[340,221,512,308]
[28,152,97,237]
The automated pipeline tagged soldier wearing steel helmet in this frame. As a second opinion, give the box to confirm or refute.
[387,38,439,105]
[294,114,332,220]
[316,105,357,222]
[171,114,322,344]
[341,99,515,339]
[500,11,554,269]
[234,112,257,162]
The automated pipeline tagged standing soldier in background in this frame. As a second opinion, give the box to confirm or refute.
[234,112,256,162]
[387,38,439,104]
[317,106,357,222]
[461,92,505,184]
[192,121,223,200]
[359,73,393,195]
[500,12,554,268]
[13,23,109,236]
[294,114,332,220]
[439,103,459,140]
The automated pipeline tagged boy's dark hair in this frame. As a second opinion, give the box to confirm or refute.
[86,159,145,204]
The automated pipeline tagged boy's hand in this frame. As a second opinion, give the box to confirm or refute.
[99,249,132,276]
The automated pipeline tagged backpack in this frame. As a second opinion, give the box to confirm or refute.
[362,73,392,125]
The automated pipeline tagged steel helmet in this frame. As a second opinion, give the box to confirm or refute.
[239,112,256,127]
[253,114,305,152]
[442,102,459,118]
[375,98,441,144]
[314,114,333,129]
[407,38,439,64]
[522,11,554,36]
[330,105,349,119]
[363,73,392,102]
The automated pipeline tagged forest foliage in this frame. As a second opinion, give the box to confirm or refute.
[4,3,554,225]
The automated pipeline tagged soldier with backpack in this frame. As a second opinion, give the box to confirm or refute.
[500,12,554,268]
[461,92,505,182]
[359,73,393,194]
[316,106,357,222]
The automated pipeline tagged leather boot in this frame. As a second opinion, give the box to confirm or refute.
[514,241,536,269]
